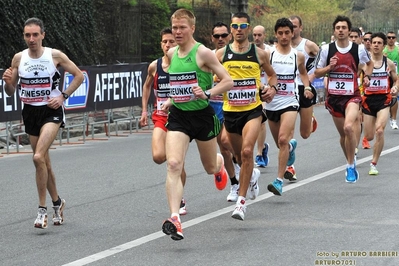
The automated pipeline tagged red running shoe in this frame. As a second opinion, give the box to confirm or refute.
[214,153,228,190]
[162,216,184,241]
[362,137,371,149]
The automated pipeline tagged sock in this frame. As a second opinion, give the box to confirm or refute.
[237,196,246,203]
[277,177,283,182]
[371,162,376,166]
[171,213,180,222]
[38,206,47,210]
[289,143,293,152]
[52,196,61,206]
[230,177,239,185]
[348,164,355,168]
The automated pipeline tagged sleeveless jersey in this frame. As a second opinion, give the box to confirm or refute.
[266,48,299,111]
[222,43,262,112]
[153,58,170,116]
[383,45,399,73]
[364,56,393,95]
[18,47,61,106]
[168,42,212,111]
[294,38,316,85]
[326,42,360,97]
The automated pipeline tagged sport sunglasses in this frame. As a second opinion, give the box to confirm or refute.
[231,23,250,30]
[213,33,230,39]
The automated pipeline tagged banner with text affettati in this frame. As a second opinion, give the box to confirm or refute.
[0,63,149,122]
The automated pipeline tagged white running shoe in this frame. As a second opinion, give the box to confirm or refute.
[52,199,66,225]
[247,168,260,200]
[227,184,239,202]
[231,198,246,221]
[34,208,48,229]
[391,120,398,130]
[179,198,187,215]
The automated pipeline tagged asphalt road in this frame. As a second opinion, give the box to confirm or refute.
[1,104,399,266]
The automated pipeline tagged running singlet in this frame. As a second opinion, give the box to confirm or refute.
[266,48,299,111]
[153,58,170,116]
[18,47,61,106]
[364,56,393,95]
[326,42,360,96]
[168,42,212,111]
[294,38,316,85]
[383,45,399,73]
[222,43,262,112]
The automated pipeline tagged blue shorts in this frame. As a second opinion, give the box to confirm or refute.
[209,101,224,124]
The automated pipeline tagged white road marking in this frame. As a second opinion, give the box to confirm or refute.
[63,145,399,265]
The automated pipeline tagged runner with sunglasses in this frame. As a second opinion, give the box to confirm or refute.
[210,22,241,203]
[215,12,278,221]
[383,31,399,130]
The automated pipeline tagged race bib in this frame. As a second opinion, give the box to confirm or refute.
[328,72,355,95]
[169,71,197,103]
[227,78,257,106]
[276,74,295,96]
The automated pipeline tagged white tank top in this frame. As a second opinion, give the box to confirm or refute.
[266,48,299,111]
[294,38,314,85]
[18,47,61,106]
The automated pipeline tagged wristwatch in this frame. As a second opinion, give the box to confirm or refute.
[204,90,211,99]
[62,92,69,99]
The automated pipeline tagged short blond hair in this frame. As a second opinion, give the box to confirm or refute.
[171,8,196,26]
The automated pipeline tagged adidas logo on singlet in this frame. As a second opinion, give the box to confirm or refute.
[207,131,214,137]
[185,57,192,63]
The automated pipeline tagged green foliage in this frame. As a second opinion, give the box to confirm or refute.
[0,0,97,68]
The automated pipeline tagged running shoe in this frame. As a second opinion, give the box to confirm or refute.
[255,155,266,167]
[369,164,379,175]
[247,168,260,200]
[34,208,48,229]
[267,178,283,196]
[214,153,228,190]
[287,139,297,166]
[262,143,270,166]
[231,198,246,221]
[312,114,318,133]
[392,120,398,130]
[284,165,297,181]
[52,198,65,225]
[162,216,184,241]
[362,137,370,149]
[345,167,359,183]
[227,184,239,202]
[179,198,187,215]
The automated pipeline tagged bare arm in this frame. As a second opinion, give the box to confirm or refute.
[258,48,277,103]
[195,46,233,99]
[2,52,22,96]
[52,49,84,96]
[297,52,314,99]
[140,60,156,126]
[362,60,374,87]
[388,59,399,96]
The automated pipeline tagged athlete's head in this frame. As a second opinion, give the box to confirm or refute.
[23,17,45,51]
[386,31,397,46]
[289,15,303,39]
[371,32,387,46]
[252,25,266,48]
[211,22,231,50]
[349,27,362,44]
[159,28,176,54]
[230,12,251,43]
[274,18,294,47]
[171,9,196,45]
[332,15,352,31]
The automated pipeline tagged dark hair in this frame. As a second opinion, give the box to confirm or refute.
[212,22,230,34]
[289,15,302,26]
[160,27,172,37]
[350,27,361,37]
[387,31,396,36]
[364,31,373,36]
[371,32,387,45]
[24,17,45,33]
[332,15,352,30]
[274,17,294,33]
[232,12,251,24]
